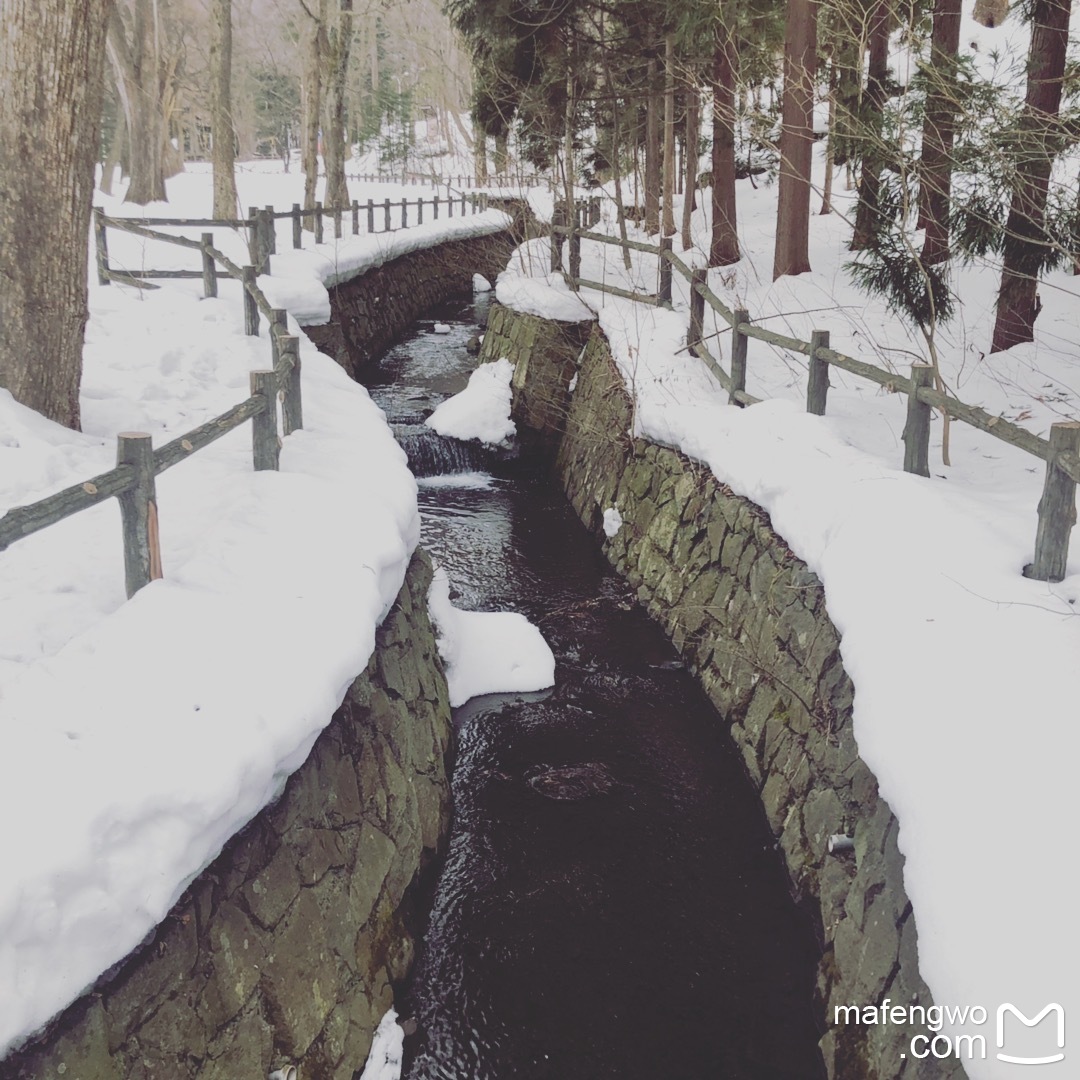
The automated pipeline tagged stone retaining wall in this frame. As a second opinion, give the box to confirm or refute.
[306,232,517,380]
[481,304,964,1080]
[2,551,453,1080]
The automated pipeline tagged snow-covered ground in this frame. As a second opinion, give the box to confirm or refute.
[0,162,545,1060]
[495,51,1079,1080]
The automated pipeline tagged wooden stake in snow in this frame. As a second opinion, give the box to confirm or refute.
[250,371,280,472]
[806,330,830,415]
[1028,421,1080,582]
[117,432,162,598]
[201,233,217,298]
[730,307,750,405]
[902,364,935,478]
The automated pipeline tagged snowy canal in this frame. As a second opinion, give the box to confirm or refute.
[362,295,826,1080]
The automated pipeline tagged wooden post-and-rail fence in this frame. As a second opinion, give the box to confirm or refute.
[93,192,491,287]
[3,217,306,600]
[550,210,1080,583]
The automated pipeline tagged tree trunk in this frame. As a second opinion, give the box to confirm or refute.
[301,2,325,231]
[850,0,890,250]
[991,0,1071,352]
[918,0,962,263]
[645,54,661,234]
[710,17,740,265]
[773,0,817,278]
[681,78,700,250]
[0,0,111,430]
[108,0,168,205]
[662,34,677,237]
[474,130,489,184]
[323,0,354,212]
[494,132,509,175]
[820,64,835,213]
[210,0,238,219]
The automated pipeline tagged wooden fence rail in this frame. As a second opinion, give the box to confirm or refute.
[97,190,491,285]
[3,217,305,600]
[551,204,1080,583]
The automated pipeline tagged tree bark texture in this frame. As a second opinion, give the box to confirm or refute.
[773,0,817,279]
[0,0,112,429]
[645,55,661,234]
[662,34,676,237]
[323,0,354,212]
[710,18,740,265]
[681,79,700,250]
[850,0,890,250]
[917,0,961,262]
[991,0,1071,352]
[301,1,326,230]
[210,0,238,219]
[107,0,168,205]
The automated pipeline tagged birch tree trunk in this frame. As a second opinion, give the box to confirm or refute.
[0,0,112,429]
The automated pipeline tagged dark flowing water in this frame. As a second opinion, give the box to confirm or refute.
[363,296,825,1080]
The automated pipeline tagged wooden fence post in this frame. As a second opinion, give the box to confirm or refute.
[255,209,273,274]
[550,203,566,272]
[93,207,111,285]
[247,205,258,260]
[401,198,408,227]
[366,199,375,233]
[384,198,392,230]
[589,195,601,226]
[417,198,424,224]
[270,308,287,367]
[242,266,259,336]
[687,268,706,350]
[461,192,466,214]
[434,195,440,220]
[448,194,454,218]
[117,432,163,598]
[480,192,489,212]
[280,335,303,435]
[659,236,673,305]
[352,199,360,235]
[314,201,324,243]
[201,233,217,298]
[333,204,343,238]
[292,203,302,248]
[806,330,831,415]
[569,226,581,286]
[902,364,935,478]
[263,205,277,254]
[730,307,750,405]
[1027,421,1080,581]
[250,370,280,471]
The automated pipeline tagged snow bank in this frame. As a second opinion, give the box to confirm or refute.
[428,567,556,708]
[495,238,594,323]
[358,1009,405,1080]
[425,358,516,446]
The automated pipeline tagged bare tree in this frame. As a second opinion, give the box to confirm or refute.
[323,0,354,209]
[211,0,239,217]
[107,0,179,204]
[0,0,112,429]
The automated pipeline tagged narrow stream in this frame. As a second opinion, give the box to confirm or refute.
[363,296,826,1080]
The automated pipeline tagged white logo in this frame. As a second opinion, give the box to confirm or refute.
[996,1003,1065,1065]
